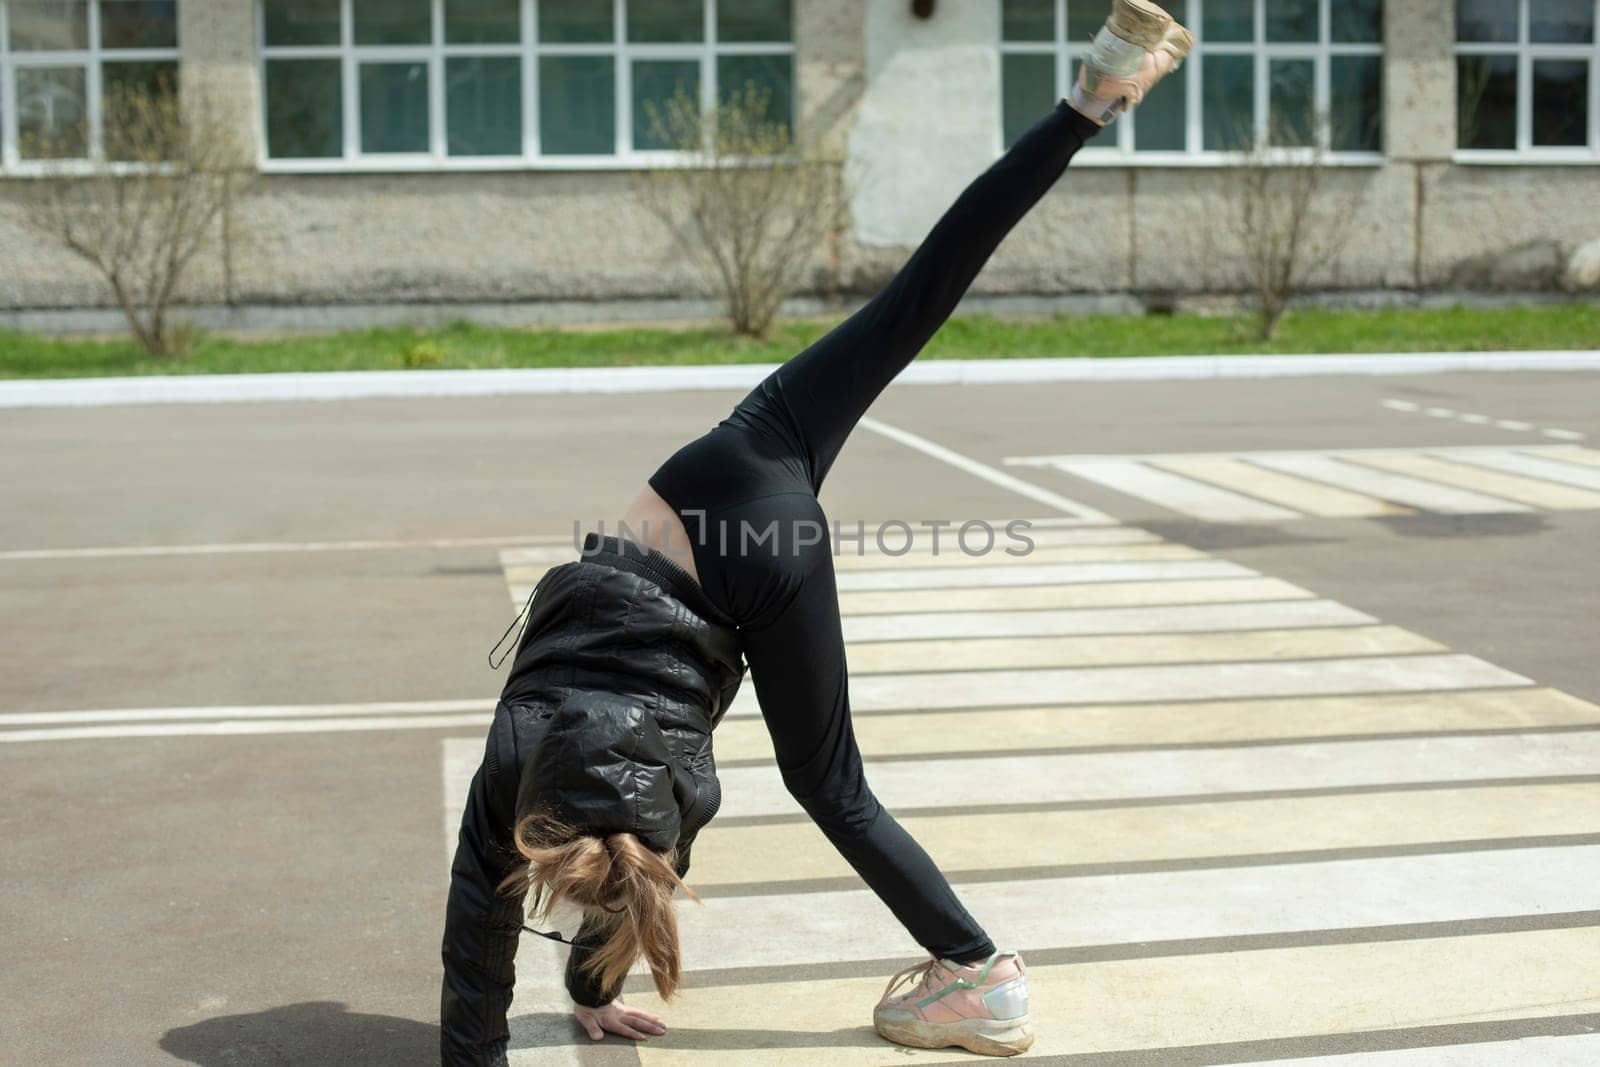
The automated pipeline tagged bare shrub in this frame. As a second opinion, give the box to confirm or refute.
[1214,100,1362,340]
[633,83,845,339]
[21,71,254,357]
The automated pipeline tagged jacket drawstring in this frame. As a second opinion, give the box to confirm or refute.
[488,568,552,669]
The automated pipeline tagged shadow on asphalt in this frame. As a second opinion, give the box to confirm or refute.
[161,1001,437,1066]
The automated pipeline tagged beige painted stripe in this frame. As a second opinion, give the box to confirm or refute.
[845,625,1440,674]
[1523,445,1600,468]
[1345,453,1600,510]
[1153,455,1410,518]
[628,928,1600,1066]
[683,781,1600,888]
[708,688,1600,762]
[837,577,1316,615]
[841,599,1374,642]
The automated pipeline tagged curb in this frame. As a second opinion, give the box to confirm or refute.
[4,351,1599,408]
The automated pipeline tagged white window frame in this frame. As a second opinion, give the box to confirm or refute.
[999,0,1384,166]
[1454,0,1600,164]
[256,0,795,173]
[0,0,182,174]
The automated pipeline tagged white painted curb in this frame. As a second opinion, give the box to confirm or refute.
[3,350,1599,408]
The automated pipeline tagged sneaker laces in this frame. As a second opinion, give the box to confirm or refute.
[880,954,971,1006]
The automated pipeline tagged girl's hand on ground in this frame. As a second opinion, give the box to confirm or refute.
[573,998,667,1041]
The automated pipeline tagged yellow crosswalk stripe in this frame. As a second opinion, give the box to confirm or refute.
[1345,452,1600,510]
[837,576,1315,614]
[683,781,1600,888]
[628,928,1600,1065]
[1152,455,1409,517]
[708,688,1600,761]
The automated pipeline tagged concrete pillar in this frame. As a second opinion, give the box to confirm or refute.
[844,0,1002,246]
[794,0,866,161]
[179,0,260,165]
[1384,0,1455,161]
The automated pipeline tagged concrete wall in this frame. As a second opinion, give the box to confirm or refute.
[1,0,1597,326]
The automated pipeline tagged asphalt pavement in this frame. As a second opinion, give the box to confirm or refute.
[2,368,1597,1065]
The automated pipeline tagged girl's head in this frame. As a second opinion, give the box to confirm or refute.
[498,807,701,1002]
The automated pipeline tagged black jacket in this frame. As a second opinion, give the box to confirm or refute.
[441,534,745,1066]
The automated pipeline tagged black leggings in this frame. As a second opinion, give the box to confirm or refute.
[647,102,1101,964]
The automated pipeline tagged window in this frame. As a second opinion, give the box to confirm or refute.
[258,0,795,169]
[0,0,179,169]
[1457,0,1599,159]
[1000,0,1384,162]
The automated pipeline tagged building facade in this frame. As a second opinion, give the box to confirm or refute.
[1,0,1598,331]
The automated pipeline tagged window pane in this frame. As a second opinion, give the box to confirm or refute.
[1456,54,1517,148]
[1330,55,1382,151]
[445,0,520,44]
[263,0,340,46]
[447,56,522,155]
[1066,3,1106,42]
[1203,0,1252,42]
[1002,53,1055,147]
[353,0,432,45]
[1332,0,1382,42]
[16,65,87,157]
[718,53,792,129]
[266,59,342,157]
[8,1,89,50]
[1265,0,1317,42]
[1134,65,1186,150]
[629,0,704,43]
[718,0,791,42]
[632,59,699,150]
[1531,0,1595,43]
[1002,0,1053,41]
[539,55,615,154]
[538,0,613,42]
[1532,59,1589,145]
[360,62,430,153]
[1203,53,1254,149]
[103,60,179,160]
[1457,0,1516,42]
[100,1,178,48]
[1268,58,1314,146]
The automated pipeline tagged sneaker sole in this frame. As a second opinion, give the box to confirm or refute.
[874,1013,1036,1057]
[1106,0,1173,49]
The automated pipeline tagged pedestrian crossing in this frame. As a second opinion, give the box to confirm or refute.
[455,516,1600,1065]
[1003,444,1600,523]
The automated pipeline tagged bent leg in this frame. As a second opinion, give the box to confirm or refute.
[735,494,995,962]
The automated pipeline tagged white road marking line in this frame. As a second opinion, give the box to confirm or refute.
[833,559,1256,591]
[1042,458,1303,521]
[1151,455,1406,518]
[1381,399,1421,412]
[857,416,1118,524]
[667,849,1600,969]
[836,576,1317,614]
[709,731,1594,819]
[1543,428,1587,441]
[0,534,570,563]
[1459,412,1492,424]
[1423,407,1457,418]
[840,599,1376,642]
[0,698,492,727]
[0,713,492,744]
[725,653,1532,717]
[1522,445,1600,467]
[1378,400,1586,442]
[1006,444,1589,465]
[1495,419,1534,431]
[1445,449,1600,492]
[1250,454,1534,513]
[1344,453,1600,511]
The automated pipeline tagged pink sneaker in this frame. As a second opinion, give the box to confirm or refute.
[872,948,1033,1056]
[1067,0,1194,126]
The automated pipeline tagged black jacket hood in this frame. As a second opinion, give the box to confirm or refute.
[503,533,744,858]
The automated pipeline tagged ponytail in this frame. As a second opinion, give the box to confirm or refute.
[499,809,701,1002]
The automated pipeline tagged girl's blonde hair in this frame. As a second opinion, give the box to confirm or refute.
[498,808,701,1003]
